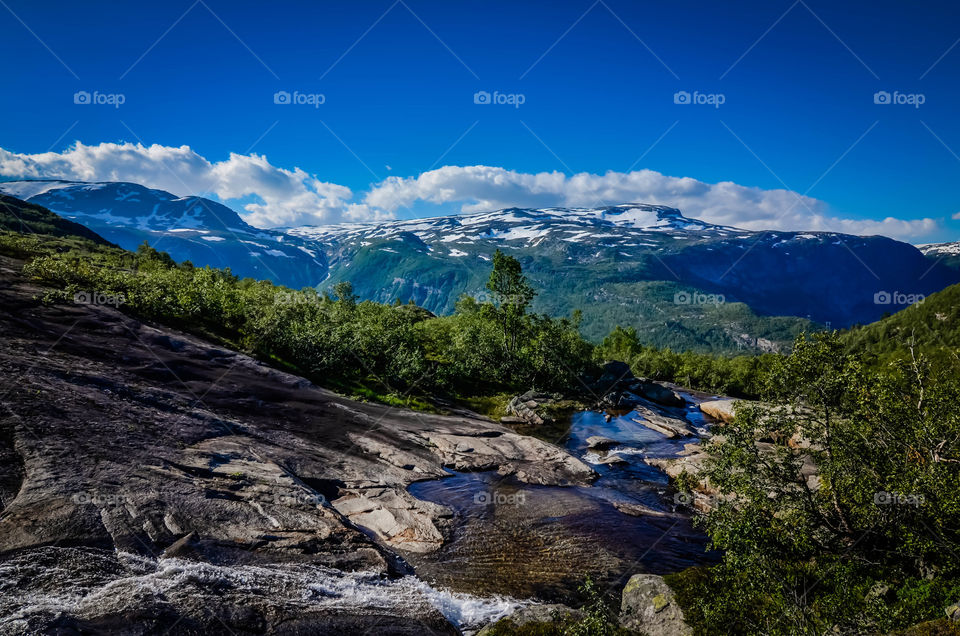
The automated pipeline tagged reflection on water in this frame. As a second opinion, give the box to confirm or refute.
[406,393,721,603]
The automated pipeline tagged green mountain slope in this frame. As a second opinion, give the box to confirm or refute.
[0,194,114,246]
[843,282,960,363]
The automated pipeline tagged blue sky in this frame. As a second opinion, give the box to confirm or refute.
[1,0,959,241]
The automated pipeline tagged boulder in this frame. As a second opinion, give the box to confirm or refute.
[601,360,634,381]
[597,453,628,466]
[585,436,618,450]
[620,574,691,636]
[477,603,583,635]
[518,390,555,403]
[635,380,686,408]
[699,399,737,423]
[593,366,686,410]
[631,405,694,438]
[506,391,560,428]
[946,601,960,622]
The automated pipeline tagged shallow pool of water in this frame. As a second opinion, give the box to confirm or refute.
[406,392,721,603]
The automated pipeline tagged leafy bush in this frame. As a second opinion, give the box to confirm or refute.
[595,325,776,398]
[673,333,960,634]
[19,241,595,400]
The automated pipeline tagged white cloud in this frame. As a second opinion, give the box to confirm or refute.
[952,211,960,221]
[0,142,384,227]
[365,165,938,240]
[0,143,939,239]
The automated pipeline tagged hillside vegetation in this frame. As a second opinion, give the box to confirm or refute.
[0,193,114,245]
[842,282,960,366]
[1,198,958,634]
[0,205,593,406]
[669,333,960,634]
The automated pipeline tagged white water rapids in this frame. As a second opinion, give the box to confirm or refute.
[0,546,523,633]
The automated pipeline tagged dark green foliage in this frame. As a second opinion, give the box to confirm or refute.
[324,238,820,355]
[842,281,960,368]
[487,249,537,357]
[595,325,776,398]
[12,229,594,401]
[672,333,960,634]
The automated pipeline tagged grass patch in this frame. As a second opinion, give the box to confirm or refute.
[457,393,514,420]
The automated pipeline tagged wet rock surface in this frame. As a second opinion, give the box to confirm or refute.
[476,603,583,635]
[0,546,474,635]
[0,256,585,633]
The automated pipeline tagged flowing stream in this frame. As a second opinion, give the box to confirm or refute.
[0,394,722,633]
[406,391,721,603]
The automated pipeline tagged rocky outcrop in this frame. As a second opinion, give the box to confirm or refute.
[619,574,692,636]
[506,390,559,427]
[586,435,618,450]
[0,255,592,633]
[636,381,687,408]
[699,399,737,423]
[423,431,594,486]
[589,361,687,409]
[332,487,450,554]
[477,603,583,635]
[645,443,723,513]
[648,437,821,512]
[631,404,694,438]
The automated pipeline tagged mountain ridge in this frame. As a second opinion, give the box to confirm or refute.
[0,179,328,289]
[3,180,956,353]
[288,203,958,346]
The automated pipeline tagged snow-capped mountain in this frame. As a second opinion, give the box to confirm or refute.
[288,204,960,345]
[0,180,327,288]
[917,241,960,270]
[3,180,955,352]
[291,204,750,248]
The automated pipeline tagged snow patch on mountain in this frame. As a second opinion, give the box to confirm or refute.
[918,241,960,257]
[286,204,750,250]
